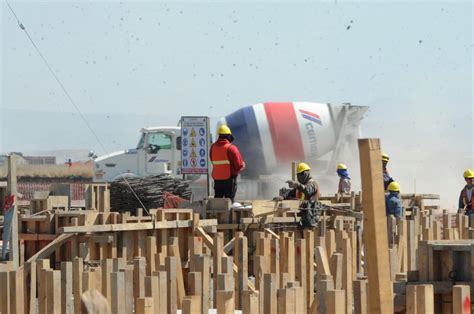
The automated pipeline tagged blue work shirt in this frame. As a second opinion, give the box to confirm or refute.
[386,192,403,218]
[383,169,394,190]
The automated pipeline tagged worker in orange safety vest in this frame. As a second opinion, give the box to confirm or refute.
[209,125,245,202]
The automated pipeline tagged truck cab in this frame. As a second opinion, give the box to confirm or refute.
[93,127,181,182]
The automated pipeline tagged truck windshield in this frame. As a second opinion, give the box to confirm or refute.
[136,133,145,149]
[147,132,171,153]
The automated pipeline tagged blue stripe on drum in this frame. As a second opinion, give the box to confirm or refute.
[225,105,266,177]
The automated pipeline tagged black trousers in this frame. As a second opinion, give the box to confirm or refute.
[214,176,237,202]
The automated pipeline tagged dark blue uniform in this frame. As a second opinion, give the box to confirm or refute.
[386,192,402,218]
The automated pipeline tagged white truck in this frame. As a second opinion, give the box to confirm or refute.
[93,102,368,199]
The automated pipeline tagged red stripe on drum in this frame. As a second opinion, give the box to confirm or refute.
[263,102,305,163]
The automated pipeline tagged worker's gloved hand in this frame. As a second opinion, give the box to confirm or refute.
[286,180,299,188]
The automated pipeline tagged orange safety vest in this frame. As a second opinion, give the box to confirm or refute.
[296,190,307,200]
[210,142,232,180]
[462,187,474,209]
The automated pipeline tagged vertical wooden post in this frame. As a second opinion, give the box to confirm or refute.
[7,155,19,269]
[264,273,277,314]
[295,238,306,310]
[73,257,83,314]
[133,257,146,299]
[213,232,224,308]
[61,262,73,314]
[452,285,470,314]
[358,138,394,313]
[165,256,177,314]
[417,284,434,314]
[10,269,24,314]
[0,271,10,314]
[146,236,157,276]
[354,279,368,314]
[270,238,280,274]
[326,290,346,313]
[111,272,126,314]
[242,291,259,314]
[304,229,314,313]
[406,285,417,314]
[46,270,61,314]
[235,232,248,310]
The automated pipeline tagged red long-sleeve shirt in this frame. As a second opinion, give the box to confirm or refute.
[210,139,245,177]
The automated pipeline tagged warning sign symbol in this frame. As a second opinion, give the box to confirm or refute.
[190,149,197,158]
[190,128,196,137]
[190,138,197,147]
[190,158,197,167]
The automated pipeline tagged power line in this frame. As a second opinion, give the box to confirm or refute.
[5,0,151,215]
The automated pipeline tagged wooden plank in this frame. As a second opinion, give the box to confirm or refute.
[326,290,346,313]
[182,295,201,314]
[101,259,113,305]
[315,246,332,276]
[121,266,134,314]
[26,233,76,263]
[168,237,185,308]
[165,256,177,314]
[216,290,234,314]
[285,236,295,281]
[452,285,470,314]
[73,257,83,314]
[417,284,434,314]
[133,256,146,299]
[111,271,126,314]
[196,227,257,293]
[26,261,37,314]
[330,253,343,290]
[61,262,73,314]
[7,155,19,269]
[242,290,259,314]
[0,271,10,314]
[295,238,306,310]
[146,236,157,276]
[10,269,24,314]
[37,259,50,314]
[341,238,353,314]
[213,232,224,308]
[406,285,417,314]
[270,238,280,274]
[358,138,394,313]
[264,273,277,314]
[59,219,217,233]
[354,279,368,314]
[277,288,294,314]
[46,270,61,314]
[135,297,154,314]
[235,233,248,310]
[304,229,314,313]
[191,255,210,314]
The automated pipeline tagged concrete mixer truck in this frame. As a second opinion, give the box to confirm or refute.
[93,102,368,199]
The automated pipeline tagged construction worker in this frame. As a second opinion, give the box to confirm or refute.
[281,162,320,201]
[336,163,351,194]
[382,153,394,190]
[458,169,474,215]
[386,181,403,218]
[209,125,245,202]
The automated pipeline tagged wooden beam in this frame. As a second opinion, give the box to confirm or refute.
[59,219,217,233]
[452,285,470,314]
[358,138,393,313]
[7,154,19,269]
[26,233,77,263]
[194,227,257,293]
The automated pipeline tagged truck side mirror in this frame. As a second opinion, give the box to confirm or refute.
[176,136,182,150]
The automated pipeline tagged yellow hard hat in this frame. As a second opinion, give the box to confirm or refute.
[218,125,232,135]
[388,181,400,192]
[382,153,390,162]
[337,163,347,170]
[464,169,474,179]
[297,162,311,174]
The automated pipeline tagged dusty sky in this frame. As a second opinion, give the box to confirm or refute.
[1,1,472,207]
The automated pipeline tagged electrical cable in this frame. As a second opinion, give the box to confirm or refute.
[5,0,151,215]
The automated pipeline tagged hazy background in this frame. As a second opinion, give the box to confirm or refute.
[1,1,472,208]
